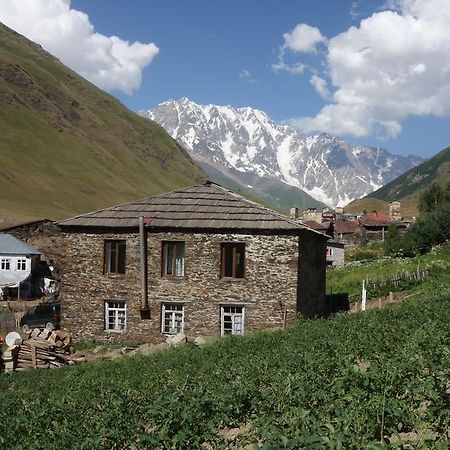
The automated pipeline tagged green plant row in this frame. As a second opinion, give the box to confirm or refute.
[1,281,449,448]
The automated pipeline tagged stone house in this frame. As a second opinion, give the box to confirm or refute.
[58,182,328,343]
[0,234,41,299]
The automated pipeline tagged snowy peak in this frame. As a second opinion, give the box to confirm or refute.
[140,98,422,207]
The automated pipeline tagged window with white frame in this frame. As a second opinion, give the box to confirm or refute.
[105,300,126,331]
[1,258,11,271]
[17,258,27,271]
[221,305,244,336]
[161,303,184,334]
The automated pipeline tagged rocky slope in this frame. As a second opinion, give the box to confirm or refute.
[141,98,422,207]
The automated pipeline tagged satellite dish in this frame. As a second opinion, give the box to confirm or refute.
[5,331,22,347]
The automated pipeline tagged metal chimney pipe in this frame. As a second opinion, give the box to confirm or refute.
[139,216,149,314]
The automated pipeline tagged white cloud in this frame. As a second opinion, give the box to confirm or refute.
[239,69,256,83]
[282,23,326,54]
[350,1,361,20]
[0,0,159,94]
[309,75,330,99]
[282,0,450,138]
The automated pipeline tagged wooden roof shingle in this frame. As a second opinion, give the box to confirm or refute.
[59,182,326,236]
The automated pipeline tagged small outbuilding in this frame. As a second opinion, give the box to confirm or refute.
[0,234,41,299]
[58,182,328,343]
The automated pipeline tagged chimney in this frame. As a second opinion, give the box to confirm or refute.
[289,207,299,220]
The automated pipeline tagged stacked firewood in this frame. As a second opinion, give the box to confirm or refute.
[3,328,73,372]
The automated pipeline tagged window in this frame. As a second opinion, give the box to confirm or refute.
[105,300,126,331]
[162,241,185,277]
[104,240,126,274]
[221,306,244,335]
[326,248,333,257]
[17,259,27,271]
[1,258,11,271]
[220,243,245,279]
[161,303,184,334]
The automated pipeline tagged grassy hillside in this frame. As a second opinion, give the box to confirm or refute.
[347,146,450,215]
[200,162,326,213]
[0,24,205,227]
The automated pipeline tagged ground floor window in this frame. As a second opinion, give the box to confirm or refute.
[105,300,126,331]
[162,303,184,334]
[221,305,244,335]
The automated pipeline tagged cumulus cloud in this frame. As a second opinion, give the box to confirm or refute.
[282,23,326,54]
[272,23,325,74]
[282,0,450,138]
[0,0,159,94]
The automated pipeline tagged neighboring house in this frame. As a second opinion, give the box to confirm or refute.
[359,211,407,242]
[334,220,361,245]
[326,242,345,267]
[0,219,62,281]
[0,234,41,299]
[58,182,328,343]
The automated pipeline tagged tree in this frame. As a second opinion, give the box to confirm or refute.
[418,183,443,213]
[384,224,402,256]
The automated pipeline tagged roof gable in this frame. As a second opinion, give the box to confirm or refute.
[59,182,325,236]
[0,234,41,255]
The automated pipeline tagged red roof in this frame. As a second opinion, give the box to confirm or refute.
[360,211,391,223]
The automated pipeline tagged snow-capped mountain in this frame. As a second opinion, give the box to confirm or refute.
[140,98,423,207]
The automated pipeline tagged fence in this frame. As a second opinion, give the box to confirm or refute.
[364,269,428,299]
[0,309,25,335]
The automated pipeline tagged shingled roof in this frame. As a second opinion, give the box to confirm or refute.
[59,182,325,235]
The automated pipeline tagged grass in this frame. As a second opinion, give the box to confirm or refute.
[327,243,450,300]
[0,23,205,225]
[0,249,449,448]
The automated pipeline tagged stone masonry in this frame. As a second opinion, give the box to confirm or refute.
[60,230,323,343]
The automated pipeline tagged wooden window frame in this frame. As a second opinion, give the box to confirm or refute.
[220,242,245,279]
[161,303,185,334]
[220,305,245,336]
[161,241,185,278]
[105,300,126,331]
[104,240,126,274]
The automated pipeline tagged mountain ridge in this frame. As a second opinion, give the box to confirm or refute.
[141,97,422,208]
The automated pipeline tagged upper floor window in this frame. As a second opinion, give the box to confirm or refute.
[104,240,126,274]
[1,258,11,271]
[220,243,245,279]
[17,259,27,270]
[162,241,185,277]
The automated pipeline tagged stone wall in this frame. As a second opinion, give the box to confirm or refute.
[297,231,327,317]
[60,230,304,343]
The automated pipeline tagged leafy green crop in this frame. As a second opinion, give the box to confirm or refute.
[1,272,449,448]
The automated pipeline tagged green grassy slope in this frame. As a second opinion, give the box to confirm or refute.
[347,146,450,215]
[1,272,449,447]
[200,162,326,213]
[0,24,205,226]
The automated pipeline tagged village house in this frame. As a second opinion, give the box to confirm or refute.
[0,234,42,299]
[58,182,328,343]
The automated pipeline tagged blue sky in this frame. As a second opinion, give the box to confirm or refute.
[1,0,449,158]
